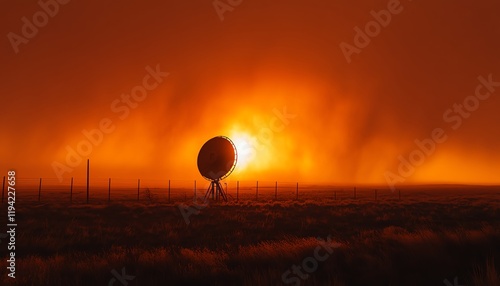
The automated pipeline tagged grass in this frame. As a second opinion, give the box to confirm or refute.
[1,187,499,285]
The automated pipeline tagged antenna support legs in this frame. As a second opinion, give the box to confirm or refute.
[204,180,227,202]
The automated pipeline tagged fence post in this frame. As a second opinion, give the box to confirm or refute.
[398,189,401,200]
[108,178,111,203]
[86,159,89,203]
[236,181,239,202]
[275,181,278,200]
[168,180,171,203]
[137,179,140,201]
[1,176,5,203]
[256,181,258,200]
[70,177,73,203]
[38,178,42,202]
[354,187,356,199]
[296,182,298,200]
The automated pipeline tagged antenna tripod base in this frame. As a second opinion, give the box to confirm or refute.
[204,180,227,202]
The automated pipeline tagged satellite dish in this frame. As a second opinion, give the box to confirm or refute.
[197,136,237,201]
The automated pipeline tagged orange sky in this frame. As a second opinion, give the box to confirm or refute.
[1,1,499,185]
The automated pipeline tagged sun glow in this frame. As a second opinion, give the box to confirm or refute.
[230,133,255,172]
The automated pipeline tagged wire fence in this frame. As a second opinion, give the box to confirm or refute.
[1,177,408,204]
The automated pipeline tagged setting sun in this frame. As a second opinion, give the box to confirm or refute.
[230,132,255,172]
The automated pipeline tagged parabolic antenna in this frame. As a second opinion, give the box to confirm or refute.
[197,136,237,201]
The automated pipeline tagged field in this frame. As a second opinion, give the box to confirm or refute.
[1,185,500,285]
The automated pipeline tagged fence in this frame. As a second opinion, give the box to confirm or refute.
[1,176,405,204]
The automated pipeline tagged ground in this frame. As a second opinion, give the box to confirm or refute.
[1,186,499,285]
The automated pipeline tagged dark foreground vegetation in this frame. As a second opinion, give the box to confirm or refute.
[1,188,499,285]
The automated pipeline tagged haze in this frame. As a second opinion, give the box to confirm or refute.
[1,0,499,185]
